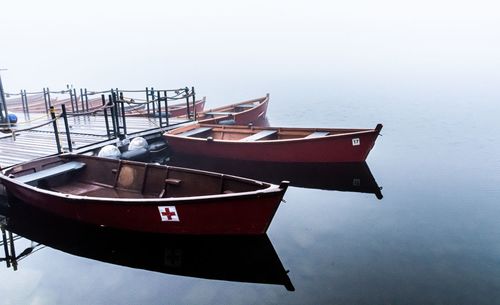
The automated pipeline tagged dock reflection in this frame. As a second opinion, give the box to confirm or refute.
[168,156,383,199]
[0,201,294,291]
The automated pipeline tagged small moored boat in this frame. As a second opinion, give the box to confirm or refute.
[164,123,383,163]
[195,94,269,125]
[0,155,289,235]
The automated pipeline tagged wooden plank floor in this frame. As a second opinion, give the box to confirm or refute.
[0,113,192,168]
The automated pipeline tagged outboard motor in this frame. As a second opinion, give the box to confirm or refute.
[121,137,151,162]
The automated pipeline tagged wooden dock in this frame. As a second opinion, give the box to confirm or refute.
[0,87,197,168]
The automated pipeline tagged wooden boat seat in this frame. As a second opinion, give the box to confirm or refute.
[204,111,236,116]
[304,131,330,138]
[241,130,278,142]
[236,104,256,108]
[180,127,213,137]
[14,161,86,185]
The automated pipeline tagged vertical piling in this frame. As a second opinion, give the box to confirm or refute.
[73,88,79,113]
[184,87,190,119]
[157,90,163,127]
[145,87,150,115]
[102,94,111,139]
[163,90,169,126]
[61,104,73,152]
[49,106,62,154]
[84,88,89,111]
[191,86,196,119]
[119,91,127,135]
[43,88,49,114]
[108,94,118,138]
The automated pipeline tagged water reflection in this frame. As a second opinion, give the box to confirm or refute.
[0,200,294,291]
[168,156,383,199]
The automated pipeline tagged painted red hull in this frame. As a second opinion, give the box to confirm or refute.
[0,178,286,235]
[165,126,382,163]
[198,96,269,126]
[168,99,206,117]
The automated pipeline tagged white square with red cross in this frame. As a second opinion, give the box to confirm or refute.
[158,206,180,222]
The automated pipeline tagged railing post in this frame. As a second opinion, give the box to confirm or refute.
[185,87,190,119]
[73,88,79,113]
[163,90,169,127]
[157,90,163,127]
[119,91,127,135]
[43,88,49,114]
[47,87,52,108]
[192,86,196,119]
[61,104,72,152]
[150,87,155,115]
[145,87,150,115]
[108,94,118,138]
[84,88,89,111]
[49,106,62,154]
[80,88,85,112]
[102,94,111,139]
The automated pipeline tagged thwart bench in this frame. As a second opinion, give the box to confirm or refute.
[240,130,278,142]
[14,161,86,186]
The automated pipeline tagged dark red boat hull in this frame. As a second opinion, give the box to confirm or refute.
[165,126,382,163]
[1,178,285,235]
[198,96,269,125]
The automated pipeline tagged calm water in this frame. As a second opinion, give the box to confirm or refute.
[1,86,500,305]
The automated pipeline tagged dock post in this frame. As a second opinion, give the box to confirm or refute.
[111,92,121,138]
[145,87,150,115]
[49,106,62,154]
[1,227,11,268]
[150,87,155,115]
[102,94,111,139]
[119,91,127,135]
[69,88,75,112]
[185,87,190,119]
[108,94,118,138]
[192,86,196,119]
[80,88,85,112]
[73,88,79,113]
[43,88,49,114]
[84,88,89,111]
[47,88,52,108]
[19,89,26,113]
[163,90,169,127]
[61,104,73,152]
[24,90,29,117]
[157,90,163,127]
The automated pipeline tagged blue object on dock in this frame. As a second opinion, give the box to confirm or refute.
[8,113,17,124]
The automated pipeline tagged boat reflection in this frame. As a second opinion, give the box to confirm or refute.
[168,156,383,199]
[0,201,294,291]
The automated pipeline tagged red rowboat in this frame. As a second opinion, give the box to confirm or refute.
[164,123,383,163]
[0,155,288,235]
[124,98,206,118]
[195,94,269,125]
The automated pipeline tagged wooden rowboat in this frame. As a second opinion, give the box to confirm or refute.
[164,123,383,163]
[123,98,206,118]
[195,94,269,125]
[0,155,288,235]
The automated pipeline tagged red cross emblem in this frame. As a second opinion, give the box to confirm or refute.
[158,206,180,222]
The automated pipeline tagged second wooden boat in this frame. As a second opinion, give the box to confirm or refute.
[0,155,289,235]
[195,94,269,125]
[164,123,383,163]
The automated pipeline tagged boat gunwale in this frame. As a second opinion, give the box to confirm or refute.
[166,123,383,144]
[0,154,285,204]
